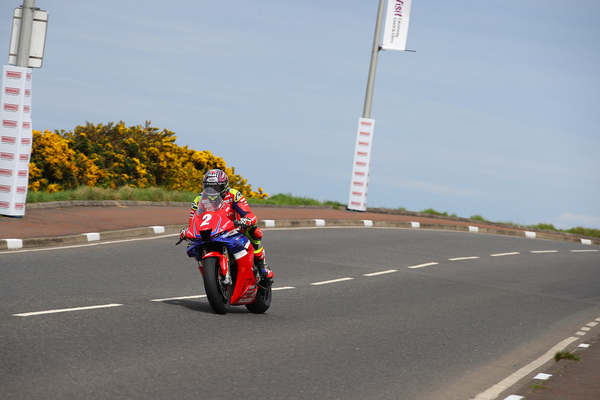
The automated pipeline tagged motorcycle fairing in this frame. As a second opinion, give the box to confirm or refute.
[186,231,254,266]
[232,280,258,305]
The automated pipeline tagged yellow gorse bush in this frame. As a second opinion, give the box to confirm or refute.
[28,121,268,199]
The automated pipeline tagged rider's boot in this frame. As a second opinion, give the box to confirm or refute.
[254,258,273,281]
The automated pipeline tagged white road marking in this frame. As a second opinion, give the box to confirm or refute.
[571,249,598,252]
[469,336,578,400]
[151,295,206,302]
[363,269,397,277]
[0,234,179,254]
[14,303,123,317]
[576,331,586,336]
[580,327,591,331]
[533,373,552,380]
[587,322,598,327]
[491,252,520,257]
[531,250,558,253]
[578,343,590,348]
[407,262,439,269]
[151,287,296,303]
[311,277,354,286]
[449,256,479,261]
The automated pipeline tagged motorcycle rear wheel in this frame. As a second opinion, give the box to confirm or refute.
[203,257,231,314]
[245,281,271,314]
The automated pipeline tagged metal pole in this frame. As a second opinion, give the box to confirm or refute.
[16,0,36,67]
[362,0,386,119]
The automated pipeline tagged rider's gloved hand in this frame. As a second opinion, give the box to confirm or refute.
[237,217,253,227]
[179,228,188,240]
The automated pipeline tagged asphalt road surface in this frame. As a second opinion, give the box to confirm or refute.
[1,227,599,400]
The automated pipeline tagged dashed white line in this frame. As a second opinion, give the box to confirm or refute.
[407,262,439,269]
[272,286,295,291]
[449,256,479,261]
[491,252,520,257]
[311,277,354,286]
[364,269,397,277]
[571,249,599,253]
[531,250,558,253]
[14,303,123,317]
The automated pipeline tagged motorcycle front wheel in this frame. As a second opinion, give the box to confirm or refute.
[203,257,231,314]
[245,280,271,314]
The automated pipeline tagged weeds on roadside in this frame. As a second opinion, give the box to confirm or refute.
[554,351,581,362]
[531,382,546,390]
[420,208,457,218]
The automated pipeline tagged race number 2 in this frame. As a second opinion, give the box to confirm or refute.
[200,214,212,227]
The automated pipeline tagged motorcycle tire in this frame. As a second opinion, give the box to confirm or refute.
[245,281,271,314]
[203,257,231,314]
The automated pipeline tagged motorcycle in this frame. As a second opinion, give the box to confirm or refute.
[176,187,272,315]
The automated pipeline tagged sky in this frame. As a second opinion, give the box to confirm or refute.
[1,0,599,229]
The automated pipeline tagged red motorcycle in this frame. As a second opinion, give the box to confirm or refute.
[176,188,272,315]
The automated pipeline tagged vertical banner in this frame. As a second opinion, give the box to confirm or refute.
[381,0,412,51]
[0,65,32,216]
[348,118,374,212]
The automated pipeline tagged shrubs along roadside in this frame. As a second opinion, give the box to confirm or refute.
[28,121,267,199]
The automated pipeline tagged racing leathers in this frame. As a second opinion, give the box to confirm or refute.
[190,188,272,279]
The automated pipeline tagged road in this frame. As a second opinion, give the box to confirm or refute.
[1,227,599,400]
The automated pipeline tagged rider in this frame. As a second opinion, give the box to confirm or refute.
[189,169,273,280]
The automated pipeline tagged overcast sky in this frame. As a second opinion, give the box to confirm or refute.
[1,0,599,229]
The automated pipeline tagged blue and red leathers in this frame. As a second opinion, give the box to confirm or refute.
[190,188,266,266]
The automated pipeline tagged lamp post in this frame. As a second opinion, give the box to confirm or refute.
[362,0,386,119]
[16,0,36,67]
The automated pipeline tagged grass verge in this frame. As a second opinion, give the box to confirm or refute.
[247,193,346,210]
[27,186,197,203]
